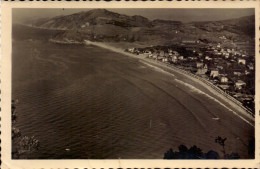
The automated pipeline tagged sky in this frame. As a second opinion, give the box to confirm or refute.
[13,8,254,23]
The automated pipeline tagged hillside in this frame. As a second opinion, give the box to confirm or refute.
[25,9,254,45]
[192,15,255,38]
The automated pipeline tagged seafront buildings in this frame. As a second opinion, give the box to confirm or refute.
[126,40,255,115]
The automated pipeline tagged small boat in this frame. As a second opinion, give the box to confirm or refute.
[212,117,220,121]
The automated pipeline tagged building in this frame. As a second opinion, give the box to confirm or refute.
[178,56,184,60]
[205,56,212,60]
[235,80,246,90]
[247,64,254,70]
[234,71,242,76]
[245,70,250,75]
[173,51,179,56]
[238,58,246,65]
[220,77,228,83]
[159,50,165,57]
[144,50,152,55]
[196,62,204,68]
[128,48,135,53]
[81,22,90,28]
[225,53,230,59]
[210,70,219,78]
[182,39,199,44]
[218,85,229,90]
[157,56,164,61]
[196,66,208,75]
[162,58,168,62]
[217,66,224,70]
[172,57,178,63]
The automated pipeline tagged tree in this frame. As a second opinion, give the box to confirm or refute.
[164,136,241,159]
[12,100,40,159]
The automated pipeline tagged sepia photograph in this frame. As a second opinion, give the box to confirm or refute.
[10,7,256,160]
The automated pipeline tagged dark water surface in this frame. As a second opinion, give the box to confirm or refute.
[12,32,254,159]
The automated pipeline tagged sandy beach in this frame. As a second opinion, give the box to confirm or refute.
[84,40,254,126]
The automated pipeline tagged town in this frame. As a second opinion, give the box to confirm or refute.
[125,39,255,116]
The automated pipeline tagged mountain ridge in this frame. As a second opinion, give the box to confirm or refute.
[26,9,254,44]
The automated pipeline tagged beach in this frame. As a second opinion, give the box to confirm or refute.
[84,40,254,126]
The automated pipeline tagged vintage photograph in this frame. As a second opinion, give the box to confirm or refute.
[11,8,255,160]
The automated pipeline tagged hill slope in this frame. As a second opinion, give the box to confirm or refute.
[26,9,254,44]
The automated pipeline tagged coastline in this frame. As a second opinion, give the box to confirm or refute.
[83,40,254,127]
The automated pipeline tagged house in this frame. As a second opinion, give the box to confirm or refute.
[238,58,246,65]
[235,80,246,90]
[182,39,199,44]
[225,53,230,59]
[172,51,179,56]
[205,56,212,60]
[247,64,254,70]
[227,49,231,53]
[144,50,152,55]
[220,77,228,83]
[218,85,229,90]
[217,66,224,70]
[198,53,203,57]
[196,65,208,75]
[148,54,153,58]
[128,48,135,53]
[159,50,165,57]
[157,56,164,61]
[210,70,219,78]
[172,57,178,63]
[152,53,157,59]
[234,71,242,76]
[81,22,90,28]
[162,58,168,62]
[178,56,184,60]
[172,55,178,60]
[219,36,227,40]
[196,62,204,68]
[245,70,250,75]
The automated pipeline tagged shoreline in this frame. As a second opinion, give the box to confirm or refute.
[83,40,254,127]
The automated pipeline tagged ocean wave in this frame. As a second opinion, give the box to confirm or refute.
[174,78,254,127]
[140,61,175,77]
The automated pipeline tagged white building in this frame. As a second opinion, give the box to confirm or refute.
[234,71,242,76]
[220,77,228,83]
[162,58,168,62]
[178,56,184,60]
[210,70,219,78]
[235,80,246,90]
[238,58,246,65]
[196,62,204,68]
[247,64,254,70]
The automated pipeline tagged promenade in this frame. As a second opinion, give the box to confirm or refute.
[83,40,255,126]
